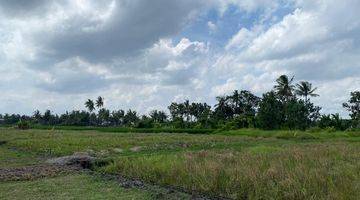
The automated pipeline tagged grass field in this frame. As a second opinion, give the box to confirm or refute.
[1,127,359,199]
[30,125,216,134]
[0,174,155,200]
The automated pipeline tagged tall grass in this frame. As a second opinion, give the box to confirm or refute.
[218,128,360,139]
[103,144,360,199]
[1,128,359,199]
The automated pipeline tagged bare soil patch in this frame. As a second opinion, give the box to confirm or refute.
[97,173,230,200]
[0,164,80,181]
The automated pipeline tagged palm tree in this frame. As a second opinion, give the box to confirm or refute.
[184,100,191,123]
[96,96,104,109]
[274,75,295,101]
[149,110,168,123]
[214,96,233,120]
[33,110,42,123]
[231,90,241,115]
[295,81,319,101]
[157,111,168,123]
[85,99,95,112]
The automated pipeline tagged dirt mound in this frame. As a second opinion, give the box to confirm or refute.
[0,165,79,181]
[46,152,95,168]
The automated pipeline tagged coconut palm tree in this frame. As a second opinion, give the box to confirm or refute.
[33,110,42,124]
[149,110,168,123]
[214,96,233,120]
[96,96,104,109]
[85,99,95,112]
[274,75,295,101]
[295,81,319,101]
[231,90,242,115]
[184,100,191,123]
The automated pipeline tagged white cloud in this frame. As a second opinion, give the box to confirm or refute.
[214,0,360,116]
[215,0,282,14]
[0,0,359,117]
[211,78,238,96]
[207,21,217,33]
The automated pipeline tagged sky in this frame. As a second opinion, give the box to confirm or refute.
[0,0,359,117]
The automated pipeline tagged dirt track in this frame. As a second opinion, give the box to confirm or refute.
[0,164,80,181]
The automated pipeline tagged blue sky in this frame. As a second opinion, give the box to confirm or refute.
[181,3,294,47]
[0,0,359,117]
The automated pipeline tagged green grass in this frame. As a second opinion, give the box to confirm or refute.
[1,128,358,157]
[0,147,41,168]
[103,143,360,199]
[0,128,286,156]
[31,125,215,134]
[0,174,153,200]
[1,128,360,199]
[218,128,360,139]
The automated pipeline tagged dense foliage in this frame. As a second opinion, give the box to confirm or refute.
[343,91,360,128]
[0,75,358,131]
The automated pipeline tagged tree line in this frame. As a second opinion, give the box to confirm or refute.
[1,75,359,130]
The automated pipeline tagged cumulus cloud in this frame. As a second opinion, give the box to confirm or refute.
[35,57,112,93]
[213,0,360,115]
[215,0,283,14]
[0,0,53,17]
[207,21,217,33]
[0,0,359,117]
[1,0,211,61]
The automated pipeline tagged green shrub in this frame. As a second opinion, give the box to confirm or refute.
[275,131,318,140]
[221,121,238,131]
[324,126,336,133]
[345,128,360,137]
[307,126,322,133]
[17,120,31,130]
[275,131,295,139]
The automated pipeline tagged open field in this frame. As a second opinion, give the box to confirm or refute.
[0,174,156,200]
[1,128,359,199]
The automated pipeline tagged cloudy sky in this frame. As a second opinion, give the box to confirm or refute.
[0,0,359,117]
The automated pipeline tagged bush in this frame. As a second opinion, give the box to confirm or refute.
[347,131,360,137]
[324,126,336,133]
[345,128,360,137]
[17,120,31,130]
[136,119,154,128]
[275,131,318,140]
[221,121,238,131]
[318,114,351,131]
[307,126,322,133]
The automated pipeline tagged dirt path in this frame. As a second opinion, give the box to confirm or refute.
[92,172,230,200]
[0,164,81,181]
